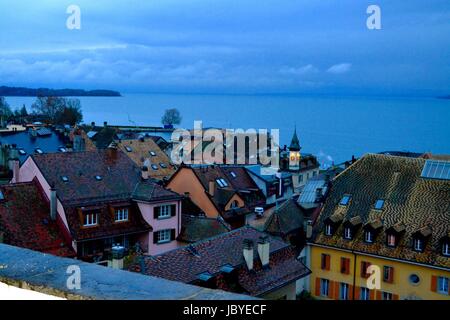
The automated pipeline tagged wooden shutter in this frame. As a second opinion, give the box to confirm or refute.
[392,294,399,300]
[376,291,382,300]
[388,267,394,283]
[333,281,340,300]
[354,286,360,300]
[369,289,375,300]
[341,257,350,274]
[321,254,327,270]
[153,231,158,244]
[361,261,371,278]
[170,228,176,241]
[154,206,160,219]
[430,275,437,292]
[315,278,321,296]
[325,254,331,271]
[170,204,177,217]
[348,285,354,300]
[328,280,334,299]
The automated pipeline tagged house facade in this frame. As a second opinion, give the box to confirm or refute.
[14,148,183,261]
[302,154,450,300]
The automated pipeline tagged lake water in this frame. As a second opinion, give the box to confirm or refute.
[5,94,450,165]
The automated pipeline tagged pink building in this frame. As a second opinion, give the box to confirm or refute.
[12,147,183,261]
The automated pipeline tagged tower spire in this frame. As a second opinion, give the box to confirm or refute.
[289,126,301,151]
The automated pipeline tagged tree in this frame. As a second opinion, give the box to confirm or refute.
[0,96,12,117]
[20,105,28,117]
[161,108,182,128]
[31,96,83,125]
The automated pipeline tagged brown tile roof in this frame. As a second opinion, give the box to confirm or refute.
[129,226,310,296]
[178,214,230,243]
[69,127,97,151]
[0,181,75,257]
[116,138,176,181]
[31,149,142,205]
[312,153,450,269]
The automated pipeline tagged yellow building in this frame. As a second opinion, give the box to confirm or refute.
[302,154,450,300]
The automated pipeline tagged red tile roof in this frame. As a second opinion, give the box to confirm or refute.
[0,181,75,257]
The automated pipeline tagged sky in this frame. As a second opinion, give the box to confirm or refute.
[0,0,449,96]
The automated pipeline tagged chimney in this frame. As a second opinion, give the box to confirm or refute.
[50,186,57,220]
[91,121,96,129]
[208,180,215,196]
[257,236,270,268]
[104,121,108,128]
[306,220,313,239]
[142,166,149,180]
[8,145,20,183]
[243,239,254,271]
[111,245,125,269]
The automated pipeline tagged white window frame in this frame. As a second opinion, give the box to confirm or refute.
[437,277,449,295]
[443,243,450,256]
[340,283,349,300]
[157,229,171,244]
[158,205,172,219]
[344,227,352,239]
[83,212,98,226]
[382,291,393,301]
[115,208,129,222]
[360,287,370,300]
[387,234,396,247]
[320,279,329,297]
[413,238,423,251]
[365,231,373,243]
[325,224,332,236]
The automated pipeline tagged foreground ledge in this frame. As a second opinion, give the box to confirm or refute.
[0,244,254,300]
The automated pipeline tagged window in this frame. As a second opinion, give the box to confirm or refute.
[151,164,158,170]
[325,224,332,236]
[360,287,370,300]
[83,212,98,226]
[320,279,329,297]
[230,200,239,209]
[437,277,449,294]
[387,234,396,247]
[160,162,167,168]
[299,174,303,182]
[361,261,371,278]
[413,238,423,252]
[321,254,330,271]
[313,171,317,177]
[216,178,228,188]
[157,229,171,244]
[340,283,349,300]
[382,292,393,300]
[365,230,374,243]
[443,242,450,256]
[344,227,352,240]
[158,205,172,219]
[374,199,385,210]
[114,208,129,222]
[340,257,350,274]
[230,171,237,178]
[340,195,351,206]
[383,266,394,283]
[125,146,132,152]
[149,151,156,156]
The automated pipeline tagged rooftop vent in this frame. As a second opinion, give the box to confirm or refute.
[61,176,69,182]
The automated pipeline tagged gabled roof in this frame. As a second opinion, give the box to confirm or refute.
[130,226,310,296]
[116,138,176,181]
[178,214,230,243]
[0,181,75,257]
[264,199,305,237]
[313,153,450,269]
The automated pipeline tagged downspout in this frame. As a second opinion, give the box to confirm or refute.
[352,250,357,300]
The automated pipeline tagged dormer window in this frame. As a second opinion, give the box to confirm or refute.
[83,212,98,226]
[374,199,385,210]
[387,234,396,247]
[325,224,333,236]
[413,238,423,252]
[365,230,374,243]
[114,208,129,222]
[151,164,159,170]
[340,195,351,206]
[443,242,450,257]
[216,178,228,188]
[344,227,352,240]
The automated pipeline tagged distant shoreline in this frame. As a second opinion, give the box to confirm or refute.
[0,86,121,97]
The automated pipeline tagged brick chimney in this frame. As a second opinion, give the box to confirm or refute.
[8,145,20,183]
[208,180,215,196]
[257,236,270,268]
[242,239,254,271]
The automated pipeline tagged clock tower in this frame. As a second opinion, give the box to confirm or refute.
[289,128,301,170]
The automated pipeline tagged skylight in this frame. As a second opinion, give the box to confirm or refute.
[230,171,237,178]
[160,163,167,168]
[340,195,351,206]
[374,199,385,210]
[61,176,69,182]
[35,148,43,154]
[18,149,26,155]
[149,151,156,156]
[58,147,67,153]
[421,160,450,180]
[151,164,159,170]
[125,146,132,152]
[95,175,102,181]
[216,178,228,188]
